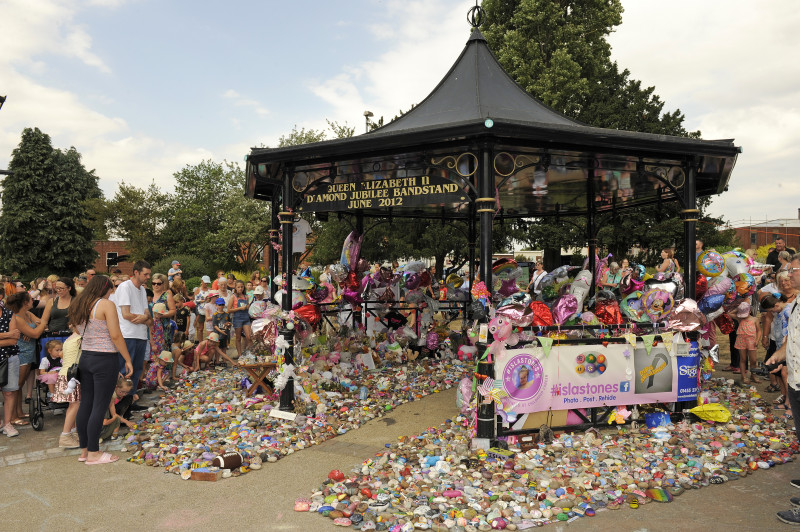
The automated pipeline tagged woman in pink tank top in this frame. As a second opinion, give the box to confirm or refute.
[69,276,133,465]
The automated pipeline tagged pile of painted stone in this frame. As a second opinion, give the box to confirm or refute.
[121,359,466,476]
[298,379,798,530]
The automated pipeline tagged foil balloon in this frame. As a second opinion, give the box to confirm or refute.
[539,265,577,291]
[705,306,725,322]
[569,269,592,311]
[342,288,363,306]
[643,278,678,298]
[404,288,425,304]
[378,267,393,286]
[497,278,520,298]
[248,299,266,319]
[722,251,749,277]
[294,304,321,328]
[471,281,491,301]
[492,258,518,276]
[733,272,756,297]
[419,271,432,288]
[306,284,329,303]
[621,291,647,322]
[445,273,463,289]
[496,304,534,327]
[552,294,578,325]
[345,271,359,291]
[695,273,708,299]
[697,293,725,314]
[705,275,731,297]
[580,311,599,325]
[642,289,675,322]
[715,313,735,334]
[340,231,363,271]
[356,258,370,273]
[696,250,725,277]
[667,299,706,331]
[456,376,473,413]
[528,300,554,326]
[329,263,347,283]
[402,261,425,273]
[594,300,623,325]
[499,292,530,308]
[632,264,647,281]
[404,273,421,290]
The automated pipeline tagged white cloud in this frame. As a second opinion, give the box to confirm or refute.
[308,0,475,128]
[608,0,800,223]
[223,89,269,117]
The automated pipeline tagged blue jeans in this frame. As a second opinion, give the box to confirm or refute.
[121,338,147,396]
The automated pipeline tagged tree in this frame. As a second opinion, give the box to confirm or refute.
[106,181,171,264]
[482,0,721,261]
[0,128,102,277]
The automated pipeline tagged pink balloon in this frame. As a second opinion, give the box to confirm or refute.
[705,276,731,296]
[552,294,578,325]
[342,288,363,306]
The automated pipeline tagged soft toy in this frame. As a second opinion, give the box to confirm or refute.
[484,316,519,363]
[457,345,477,361]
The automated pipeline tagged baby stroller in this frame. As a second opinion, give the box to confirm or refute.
[30,331,71,431]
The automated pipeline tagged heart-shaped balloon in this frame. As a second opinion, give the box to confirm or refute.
[528,300,554,326]
[697,293,725,314]
[695,273,708,299]
[552,294,578,325]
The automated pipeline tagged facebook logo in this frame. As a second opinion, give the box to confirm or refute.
[619,381,630,393]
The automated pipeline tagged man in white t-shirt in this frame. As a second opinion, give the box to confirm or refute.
[110,260,152,409]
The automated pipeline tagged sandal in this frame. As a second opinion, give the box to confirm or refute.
[85,452,119,465]
[12,419,30,426]
[767,384,781,393]
[776,404,789,410]
[775,395,786,404]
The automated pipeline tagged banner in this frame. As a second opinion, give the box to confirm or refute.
[496,342,678,413]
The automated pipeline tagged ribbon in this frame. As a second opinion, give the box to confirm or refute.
[537,336,554,358]
[641,334,656,355]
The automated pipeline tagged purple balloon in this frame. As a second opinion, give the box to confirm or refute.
[697,293,725,314]
[405,273,421,290]
[342,288,363,306]
[307,285,329,303]
[705,276,731,296]
[552,294,578,325]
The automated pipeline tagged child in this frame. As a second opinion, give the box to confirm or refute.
[52,330,82,449]
[204,292,218,339]
[212,297,231,363]
[733,304,761,384]
[173,294,191,342]
[175,340,198,374]
[195,332,237,368]
[99,377,135,442]
[144,350,173,391]
[37,339,63,398]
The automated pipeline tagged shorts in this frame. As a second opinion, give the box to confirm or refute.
[734,334,757,351]
[232,314,251,329]
[18,341,36,365]
[218,335,228,350]
[1,355,20,392]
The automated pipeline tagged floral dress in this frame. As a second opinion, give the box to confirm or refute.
[149,292,173,361]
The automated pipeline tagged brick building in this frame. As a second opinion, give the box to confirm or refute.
[733,210,800,251]
[92,240,134,275]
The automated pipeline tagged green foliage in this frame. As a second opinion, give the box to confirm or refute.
[106,181,170,264]
[184,276,201,293]
[0,128,102,277]
[150,254,208,279]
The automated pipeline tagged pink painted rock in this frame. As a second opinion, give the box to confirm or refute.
[333,517,352,527]
[443,489,463,498]
[293,498,310,512]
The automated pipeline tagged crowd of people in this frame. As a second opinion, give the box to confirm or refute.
[0,260,273,465]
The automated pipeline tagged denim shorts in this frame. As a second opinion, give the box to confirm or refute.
[1,355,20,392]
[232,313,251,329]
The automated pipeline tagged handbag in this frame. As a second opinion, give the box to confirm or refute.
[0,356,8,388]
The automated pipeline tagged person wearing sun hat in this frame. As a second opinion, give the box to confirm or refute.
[167,261,182,283]
[194,331,236,368]
[143,350,173,391]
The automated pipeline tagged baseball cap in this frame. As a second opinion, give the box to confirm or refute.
[172,260,180,266]
[215,297,226,305]
[201,275,211,283]
[253,285,265,295]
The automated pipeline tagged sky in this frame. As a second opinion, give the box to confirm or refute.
[0,0,798,228]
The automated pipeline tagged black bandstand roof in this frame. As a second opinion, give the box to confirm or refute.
[246,29,739,220]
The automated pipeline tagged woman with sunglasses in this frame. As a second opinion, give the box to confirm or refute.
[148,274,176,365]
[43,277,76,333]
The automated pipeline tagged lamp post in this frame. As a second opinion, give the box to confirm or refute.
[363,110,373,133]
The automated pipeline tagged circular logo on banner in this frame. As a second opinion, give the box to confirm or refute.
[502,354,544,401]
